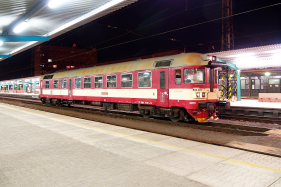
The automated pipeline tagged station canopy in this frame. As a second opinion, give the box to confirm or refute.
[208,43,281,74]
[0,0,137,60]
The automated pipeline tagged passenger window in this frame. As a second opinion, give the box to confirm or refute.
[84,77,91,88]
[45,81,49,89]
[138,72,152,88]
[64,79,67,89]
[107,75,116,88]
[175,69,181,85]
[54,80,58,89]
[95,76,103,88]
[59,80,63,89]
[121,74,132,88]
[75,78,81,88]
[184,68,205,84]
[160,71,165,89]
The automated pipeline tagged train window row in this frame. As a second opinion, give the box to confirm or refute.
[44,72,152,89]
[43,68,217,89]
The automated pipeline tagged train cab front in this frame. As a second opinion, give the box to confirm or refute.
[186,55,231,122]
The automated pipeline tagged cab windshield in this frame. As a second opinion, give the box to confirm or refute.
[184,68,205,83]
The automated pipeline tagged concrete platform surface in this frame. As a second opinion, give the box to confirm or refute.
[231,99,281,109]
[1,103,281,187]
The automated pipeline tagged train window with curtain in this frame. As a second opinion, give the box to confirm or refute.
[59,80,63,89]
[75,78,81,88]
[175,69,181,84]
[160,71,166,89]
[64,79,67,89]
[138,72,152,87]
[84,77,91,88]
[107,75,116,88]
[45,81,49,89]
[95,76,103,88]
[121,74,133,88]
[184,68,205,83]
[54,80,58,88]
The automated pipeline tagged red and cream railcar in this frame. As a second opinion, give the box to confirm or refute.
[40,53,229,122]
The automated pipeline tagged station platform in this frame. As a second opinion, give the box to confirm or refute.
[230,99,281,109]
[1,103,281,187]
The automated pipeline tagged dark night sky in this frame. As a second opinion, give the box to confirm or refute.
[0,0,280,80]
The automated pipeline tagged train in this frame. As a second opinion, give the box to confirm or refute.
[39,53,230,122]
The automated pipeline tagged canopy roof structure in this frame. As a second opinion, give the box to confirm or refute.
[208,43,281,71]
[0,0,138,60]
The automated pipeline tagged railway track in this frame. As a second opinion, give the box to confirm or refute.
[218,106,281,125]
[0,95,279,137]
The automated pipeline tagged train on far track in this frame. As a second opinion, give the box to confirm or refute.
[39,53,230,122]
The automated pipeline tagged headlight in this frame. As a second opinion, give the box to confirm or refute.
[202,92,205,97]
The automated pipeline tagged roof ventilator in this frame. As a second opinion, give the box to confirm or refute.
[155,60,172,67]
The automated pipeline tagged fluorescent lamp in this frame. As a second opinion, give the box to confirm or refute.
[13,22,28,33]
[48,0,66,8]
[45,0,125,36]
[0,41,3,46]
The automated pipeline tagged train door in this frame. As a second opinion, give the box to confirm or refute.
[40,80,43,95]
[156,69,169,107]
[68,78,73,100]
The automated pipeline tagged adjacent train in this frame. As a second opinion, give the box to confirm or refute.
[39,53,230,122]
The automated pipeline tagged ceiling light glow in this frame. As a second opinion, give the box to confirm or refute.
[48,0,66,8]
[0,41,3,46]
[228,53,255,58]
[45,0,125,36]
[13,22,28,33]
[265,72,270,76]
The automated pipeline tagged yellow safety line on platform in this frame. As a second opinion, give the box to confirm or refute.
[1,103,281,174]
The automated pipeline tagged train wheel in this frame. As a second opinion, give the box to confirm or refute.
[41,98,46,104]
[140,109,150,118]
[169,110,180,122]
[169,115,180,122]
[56,100,62,106]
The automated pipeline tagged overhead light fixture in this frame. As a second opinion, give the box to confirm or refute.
[0,41,3,46]
[13,22,28,33]
[265,72,270,76]
[45,0,125,36]
[3,0,127,61]
[48,0,66,8]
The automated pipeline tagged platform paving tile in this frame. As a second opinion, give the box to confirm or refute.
[231,151,281,171]
[0,104,208,187]
[187,142,247,158]
[144,150,221,176]
[270,177,281,187]
[186,162,280,187]
[133,131,173,142]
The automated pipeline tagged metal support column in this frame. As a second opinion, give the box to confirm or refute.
[217,58,241,101]
[13,83,15,93]
[221,0,234,51]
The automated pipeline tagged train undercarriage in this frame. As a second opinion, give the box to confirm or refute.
[41,98,224,123]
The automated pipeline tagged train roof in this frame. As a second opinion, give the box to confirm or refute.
[41,53,209,80]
